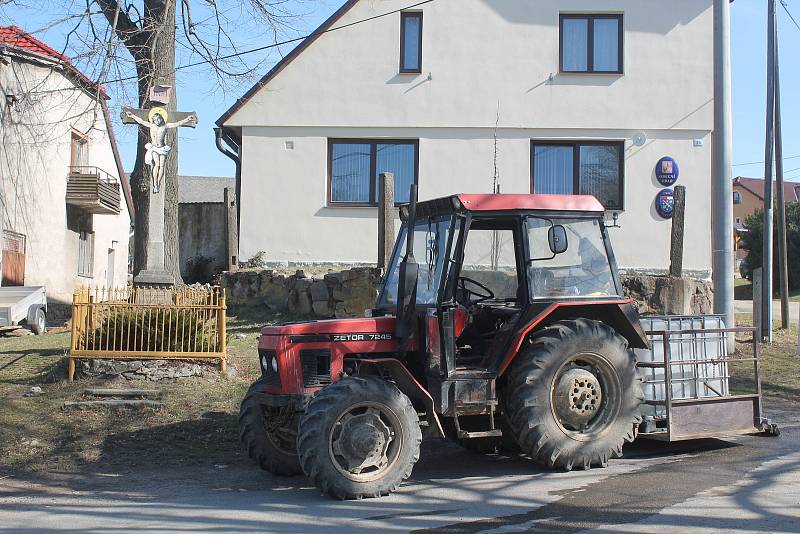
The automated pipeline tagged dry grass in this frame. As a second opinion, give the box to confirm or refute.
[0,309,307,476]
[0,310,796,478]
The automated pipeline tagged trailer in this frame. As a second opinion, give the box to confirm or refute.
[0,286,47,335]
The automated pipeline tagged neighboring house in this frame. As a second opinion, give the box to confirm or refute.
[178,175,235,281]
[732,176,800,261]
[0,26,133,316]
[217,0,715,276]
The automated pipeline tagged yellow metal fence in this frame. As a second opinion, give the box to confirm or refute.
[69,286,227,381]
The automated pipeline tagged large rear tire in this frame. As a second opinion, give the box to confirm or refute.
[503,319,643,471]
[297,377,421,499]
[239,381,302,476]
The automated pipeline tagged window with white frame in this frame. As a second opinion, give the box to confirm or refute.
[78,231,94,277]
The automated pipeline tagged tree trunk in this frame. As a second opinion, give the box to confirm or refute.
[130,0,183,284]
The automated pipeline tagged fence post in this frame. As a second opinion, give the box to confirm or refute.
[753,267,762,337]
[218,288,227,373]
[377,172,395,271]
[669,185,686,278]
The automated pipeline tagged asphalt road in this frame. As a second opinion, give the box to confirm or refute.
[1,412,799,534]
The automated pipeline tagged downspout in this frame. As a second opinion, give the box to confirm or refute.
[214,126,242,245]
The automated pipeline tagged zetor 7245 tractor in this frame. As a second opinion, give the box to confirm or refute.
[240,191,652,499]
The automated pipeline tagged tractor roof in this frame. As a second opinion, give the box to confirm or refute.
[456,194,605,213]
[404,194,605,220]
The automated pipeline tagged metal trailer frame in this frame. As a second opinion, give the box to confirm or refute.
[637,326,776,442]
[0,286,47,331]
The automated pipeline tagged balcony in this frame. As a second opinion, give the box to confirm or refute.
[66,166,121,215]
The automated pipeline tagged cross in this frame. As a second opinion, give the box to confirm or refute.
[121,106,197,193]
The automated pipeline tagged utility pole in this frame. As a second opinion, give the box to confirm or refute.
[713,0,735,342]
[773,8,790,330]
[761,0,776,342]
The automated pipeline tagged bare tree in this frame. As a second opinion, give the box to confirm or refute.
[0,0,309,282]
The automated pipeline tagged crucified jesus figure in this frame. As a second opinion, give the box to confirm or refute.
[124,107,197,193]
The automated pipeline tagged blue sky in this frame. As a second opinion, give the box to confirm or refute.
[2,0,799,181]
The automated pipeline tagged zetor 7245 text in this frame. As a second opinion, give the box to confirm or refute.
[240,192,655,499]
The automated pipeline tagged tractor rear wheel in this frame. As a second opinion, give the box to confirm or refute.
[297,377,421,499]
[503,319,643,471]
[239,381,302,476]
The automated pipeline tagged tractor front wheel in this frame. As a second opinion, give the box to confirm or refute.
[297,377,421,499]
[503,319,643,471]
[239,381,302,476]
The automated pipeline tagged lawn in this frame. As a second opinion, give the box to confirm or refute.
[0,309,797,478]
[0,309,306,476]
[735,277,800,302]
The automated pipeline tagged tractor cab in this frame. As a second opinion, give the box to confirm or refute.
[374,193,644,377]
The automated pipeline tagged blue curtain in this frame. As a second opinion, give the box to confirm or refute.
[593,19,619,71]
[534,145,574,195]
[377,144,415,203]
[331,143,371,202]
[562,18,588,71]
[402,15,421,71]
[579,145,621,209]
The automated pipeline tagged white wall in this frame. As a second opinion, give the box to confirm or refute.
[226,0,714,274]
[0,54,132,304]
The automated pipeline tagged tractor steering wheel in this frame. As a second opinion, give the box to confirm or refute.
[458,276,495,305]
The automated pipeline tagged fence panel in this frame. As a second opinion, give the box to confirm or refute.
[68,286,227,381]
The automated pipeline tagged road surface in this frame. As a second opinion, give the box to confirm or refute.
[1,404,798,534]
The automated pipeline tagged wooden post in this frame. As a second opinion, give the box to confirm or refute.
[224,187,239,271]
[378,172,395,271]
[753,267,763,336]
[669,185,686,278]
[218,289,227,373]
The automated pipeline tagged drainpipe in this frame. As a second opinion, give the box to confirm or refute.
[214,127,242,241]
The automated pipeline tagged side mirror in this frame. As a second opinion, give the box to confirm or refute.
[548,225,568,255]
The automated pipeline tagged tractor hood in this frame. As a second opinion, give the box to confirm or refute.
[261,316,396,336]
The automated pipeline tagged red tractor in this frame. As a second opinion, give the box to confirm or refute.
[238,190,762,499]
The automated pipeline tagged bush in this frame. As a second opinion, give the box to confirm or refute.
[241,251,266,269]
[740,201,800,290]
[84,308,221,353]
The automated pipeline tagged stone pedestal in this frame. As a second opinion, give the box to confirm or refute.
[134,189,173,288]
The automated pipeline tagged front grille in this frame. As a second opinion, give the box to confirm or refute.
[300,349,332,388]
[259,349,281,387]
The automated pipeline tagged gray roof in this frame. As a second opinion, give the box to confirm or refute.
[179,175,235,204]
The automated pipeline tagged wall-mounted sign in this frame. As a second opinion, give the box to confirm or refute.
[655,156,679,186]
[655,188,675,219]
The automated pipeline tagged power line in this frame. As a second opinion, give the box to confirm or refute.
[733,154,800,167]
[102,0,435,84]
[780,0,800,33]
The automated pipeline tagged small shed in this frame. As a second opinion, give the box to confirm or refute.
[178,175,235,282]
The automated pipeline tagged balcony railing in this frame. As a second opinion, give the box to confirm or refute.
[66,166,121,215]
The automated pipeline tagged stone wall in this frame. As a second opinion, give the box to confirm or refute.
[221,268,713,319]
[222,267,382,318]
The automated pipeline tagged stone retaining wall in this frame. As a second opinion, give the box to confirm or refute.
[221,268,713,319]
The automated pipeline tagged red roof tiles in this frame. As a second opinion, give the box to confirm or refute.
[0,25,69,62]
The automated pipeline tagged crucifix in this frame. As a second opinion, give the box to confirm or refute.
[122,102,197,287]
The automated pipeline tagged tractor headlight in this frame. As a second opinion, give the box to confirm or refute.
[260,355,269,371]
[271,357,278,373]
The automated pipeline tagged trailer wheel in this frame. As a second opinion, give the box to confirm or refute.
[297,377,421,499]
[31,309,46,335]
[503,319,643,471]
[239,381,302,476]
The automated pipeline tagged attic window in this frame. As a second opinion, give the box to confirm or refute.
[400,12,423,73]
[733,191,742,204]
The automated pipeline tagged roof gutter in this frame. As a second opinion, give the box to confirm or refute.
[214,127,242,256]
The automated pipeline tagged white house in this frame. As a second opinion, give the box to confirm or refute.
[217,0,714,276]
[0,26,133,318]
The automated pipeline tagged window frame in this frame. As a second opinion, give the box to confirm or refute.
[400,11,423,74]
[78,230,94,278]
[559,13,624,74]
[327,138,420,207]
[733,191,742,205]
[530,140,625,211]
